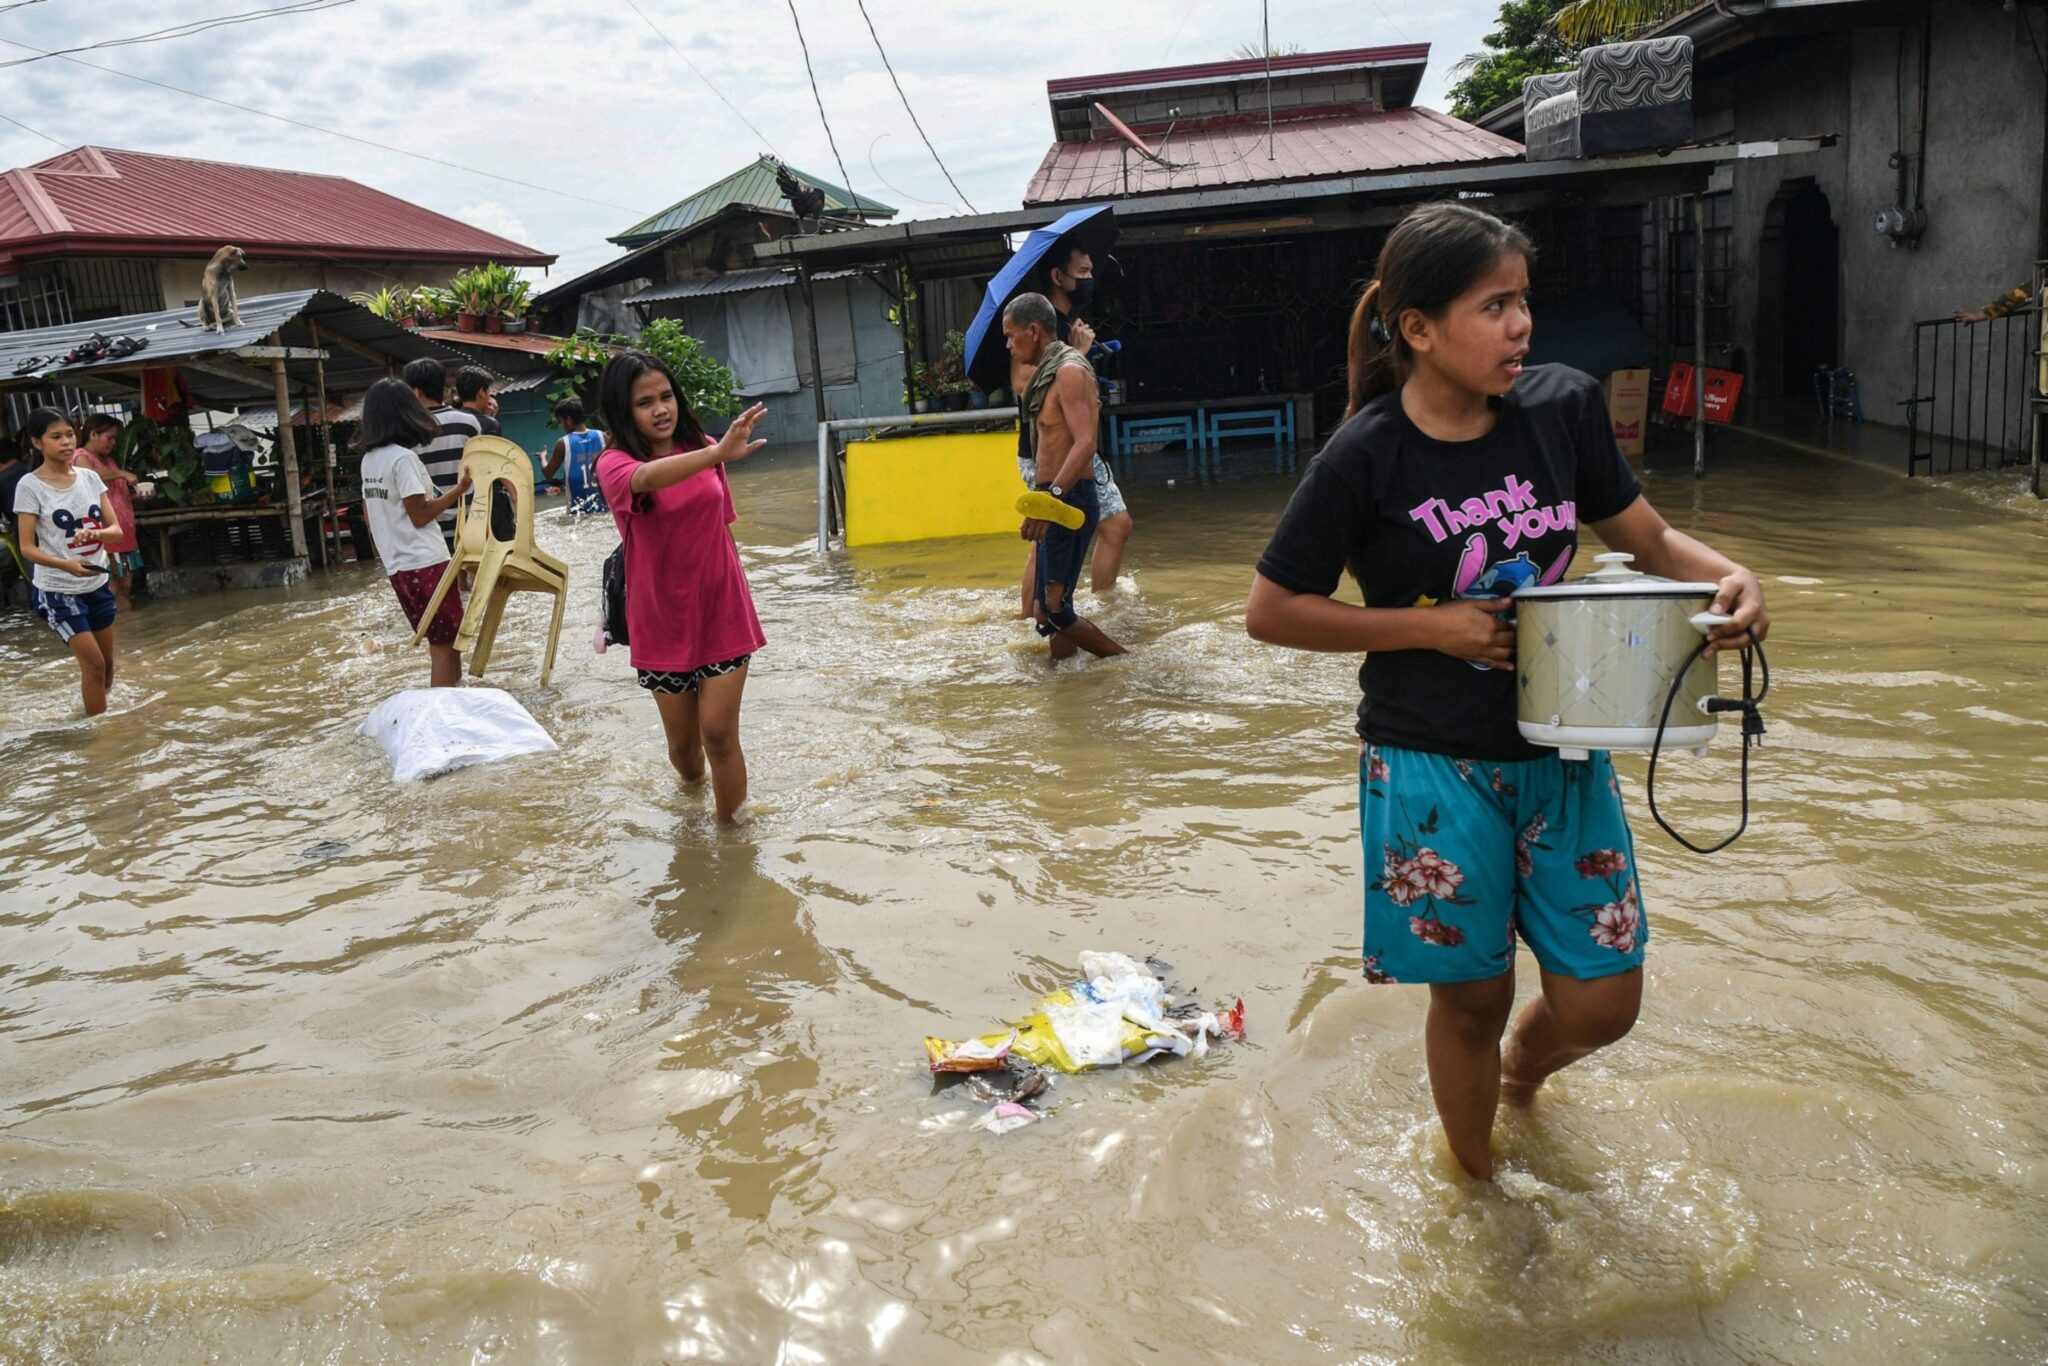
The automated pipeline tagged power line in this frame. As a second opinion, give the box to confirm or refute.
[0,108,65,148]
[0,38,648,214]
[783,0,861,214]
[621,0,780,156]
[0,0,360,71]
[851,0,976,213]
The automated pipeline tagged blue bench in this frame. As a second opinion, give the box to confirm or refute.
[1202,405,1295,451]
[1109,411,1204,458]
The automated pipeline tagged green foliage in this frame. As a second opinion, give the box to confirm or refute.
[543,319,741,429]
[1448,0,1699,118]
[350,286,404,320]
[1551,0,1695,46]
[118,418,210,506]
[1448,0,1578,121]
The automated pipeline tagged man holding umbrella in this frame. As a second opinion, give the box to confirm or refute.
[1006,292,1125,661]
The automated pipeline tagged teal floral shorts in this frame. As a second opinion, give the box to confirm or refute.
[1359,743,1647,986]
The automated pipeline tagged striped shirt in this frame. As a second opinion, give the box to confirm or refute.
[418,406,481,546]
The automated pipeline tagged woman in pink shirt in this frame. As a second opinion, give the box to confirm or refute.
[596,351,767,822]
[73,414,142,609]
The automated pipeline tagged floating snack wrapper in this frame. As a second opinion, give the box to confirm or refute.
[925,1030,1016,1074]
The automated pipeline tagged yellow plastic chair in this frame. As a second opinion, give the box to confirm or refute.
[1,528,26,584]
[410,435,569,685]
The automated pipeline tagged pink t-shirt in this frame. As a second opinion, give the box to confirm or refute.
[597,445,765,672]
[74,450,138,554]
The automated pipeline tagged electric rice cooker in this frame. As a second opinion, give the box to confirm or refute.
[1511,552,1731,760]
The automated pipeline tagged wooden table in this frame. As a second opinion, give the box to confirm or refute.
[132,491,333,571]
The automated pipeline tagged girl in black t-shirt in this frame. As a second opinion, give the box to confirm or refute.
[1246,203,1770,1182]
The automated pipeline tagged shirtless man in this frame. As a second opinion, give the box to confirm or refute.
[1004,292,1126,661]
[1012,244,1132,611]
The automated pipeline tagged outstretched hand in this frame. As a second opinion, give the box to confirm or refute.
[714,403,769,463]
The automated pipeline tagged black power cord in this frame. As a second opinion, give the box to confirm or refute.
[1645,631,1770,855]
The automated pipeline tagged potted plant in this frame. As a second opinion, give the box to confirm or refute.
[498,275,532,333]
[350,286,406,323]
[909,361,936,414]
[449,267,486,332]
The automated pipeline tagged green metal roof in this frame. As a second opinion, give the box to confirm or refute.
[609,158,896,247]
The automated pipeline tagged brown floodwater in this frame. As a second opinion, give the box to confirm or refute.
[1,430,2044,1363]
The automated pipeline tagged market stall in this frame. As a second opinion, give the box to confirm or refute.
[0,290,474,589]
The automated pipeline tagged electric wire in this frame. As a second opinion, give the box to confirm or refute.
[0,38,648,213]
[783,0,861,216]
[0,108,66,148]
[1645,632,1770,856]
[851,0,976,212]
[620,0,780,155]
[0,0,359,71]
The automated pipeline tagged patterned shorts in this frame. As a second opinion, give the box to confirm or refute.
[638,654,751,694]
[389,563,464,647]
[1360,743,1647,986]
[32,583,117,641]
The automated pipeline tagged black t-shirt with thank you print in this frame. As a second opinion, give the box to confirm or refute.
[1256,364,1643,760]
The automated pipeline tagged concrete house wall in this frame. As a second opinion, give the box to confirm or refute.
[1702,5,2042,427]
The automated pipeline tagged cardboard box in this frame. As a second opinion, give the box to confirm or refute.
[1602,368,1652,456]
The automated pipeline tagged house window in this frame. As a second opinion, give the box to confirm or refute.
[1666,192,1732,349]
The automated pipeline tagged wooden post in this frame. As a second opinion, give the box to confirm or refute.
[312,327,337,565]
[271,353,308,560]
[1693,191,1708,481]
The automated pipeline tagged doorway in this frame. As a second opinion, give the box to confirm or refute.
[1758,179,1840,397]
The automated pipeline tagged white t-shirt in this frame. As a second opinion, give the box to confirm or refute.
[13,464,111,594]
[358,443,452,574]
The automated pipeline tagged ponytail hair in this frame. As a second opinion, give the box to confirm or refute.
[1344,202,1535,419]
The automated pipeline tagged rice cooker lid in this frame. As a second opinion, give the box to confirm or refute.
[1513,552,1719,600]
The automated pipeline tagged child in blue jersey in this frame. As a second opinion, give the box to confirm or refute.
[1246,203,1771,1181]
[543,398,609,513]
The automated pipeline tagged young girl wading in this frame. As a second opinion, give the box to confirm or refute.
[1246,204,1770,1181]
[13,407,121,715]
[596,351,767,823]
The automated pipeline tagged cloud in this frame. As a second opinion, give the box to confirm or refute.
[0,0,1508,275]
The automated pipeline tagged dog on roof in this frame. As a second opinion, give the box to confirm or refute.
[197,245,248,332]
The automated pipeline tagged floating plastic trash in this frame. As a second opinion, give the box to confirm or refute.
[927,951,1246,1135]
[357,687,557,782]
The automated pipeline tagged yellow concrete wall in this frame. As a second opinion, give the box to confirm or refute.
[844,428,1019,547]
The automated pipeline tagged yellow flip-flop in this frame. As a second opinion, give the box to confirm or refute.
[1016,489,1085,530]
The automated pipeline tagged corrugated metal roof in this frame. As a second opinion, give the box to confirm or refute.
[1047,44,1431,98]
[624,267,858,304]
[0,146,553,268]
[417,328,570,357]
[1024,107,1522,205]
[0,288,472,408]
[610,158,894,247]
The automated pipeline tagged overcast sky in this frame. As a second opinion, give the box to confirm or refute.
[1,0,1506,281]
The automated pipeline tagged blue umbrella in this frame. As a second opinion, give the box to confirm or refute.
[963,204,1118,394]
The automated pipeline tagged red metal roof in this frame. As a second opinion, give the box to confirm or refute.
[1024,106,1523,205]
[0,146,553,269]
[1047,44,1431,98]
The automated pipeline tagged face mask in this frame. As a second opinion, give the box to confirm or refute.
[1064,276,1098,310]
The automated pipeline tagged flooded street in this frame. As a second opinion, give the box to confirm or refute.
[2,431,2044,1363]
